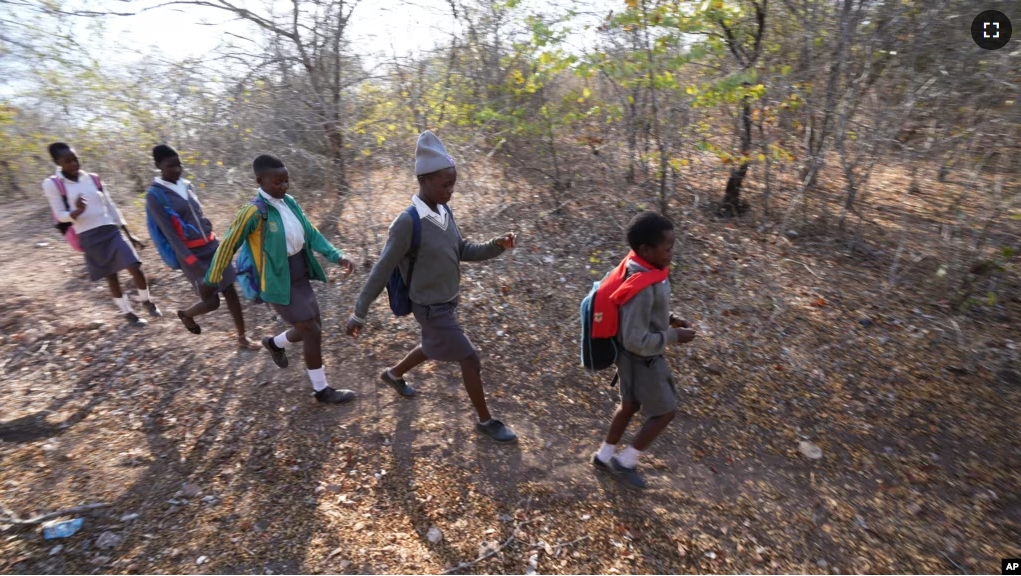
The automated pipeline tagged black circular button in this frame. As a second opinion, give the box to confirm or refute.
[972,10,1012,50]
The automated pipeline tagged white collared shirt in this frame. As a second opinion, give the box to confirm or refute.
[42,168,125,234]
[154,177,192,201]
[411,194,449,229]
[259,189,305,256]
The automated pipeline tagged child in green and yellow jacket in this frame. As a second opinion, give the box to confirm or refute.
[203,154,356,404]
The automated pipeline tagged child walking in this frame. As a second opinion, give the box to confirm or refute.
[42,142,162,325]
[592,212,696,489]
[202,154,356,404]
[345,130,518,443]
[146,144,257,349]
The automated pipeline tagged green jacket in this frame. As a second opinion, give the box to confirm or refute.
[204,194,343,305]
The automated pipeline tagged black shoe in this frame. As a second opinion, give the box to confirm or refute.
[124,312,148,326]
[591,453,611,471]
[380,370,415,397]
[314,386,356,404]
[608,456,646,489]
[178,310,201,334]
[143,300,163,318]
[262,337,288,368]
[476,419,518,443]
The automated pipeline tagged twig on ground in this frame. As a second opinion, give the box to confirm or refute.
[554,535,591,550]
[780,258,823,279]
[0,502,111,526]
[442,501,536,574]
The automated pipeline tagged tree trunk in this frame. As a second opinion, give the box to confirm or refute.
[721,94,753,215]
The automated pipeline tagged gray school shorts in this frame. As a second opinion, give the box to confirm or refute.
[616,351,678,417]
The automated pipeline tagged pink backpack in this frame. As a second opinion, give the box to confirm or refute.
[49,173,102,253]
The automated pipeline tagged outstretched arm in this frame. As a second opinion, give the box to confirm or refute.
[351,212,415,323]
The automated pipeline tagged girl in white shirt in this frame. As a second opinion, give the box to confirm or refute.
[42,142,162,325]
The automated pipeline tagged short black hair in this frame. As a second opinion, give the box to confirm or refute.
[252,154,285,175]
[48,142,72,162]
[626,211,674,252]
[153,144,179,165]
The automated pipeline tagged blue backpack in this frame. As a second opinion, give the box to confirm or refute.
[235,197,268,302]
[385,204,456,316]
[145,184,201,270]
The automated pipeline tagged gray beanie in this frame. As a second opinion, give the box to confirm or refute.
[415,130,455,175]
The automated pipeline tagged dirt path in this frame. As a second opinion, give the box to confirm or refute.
[1,167,1019,574]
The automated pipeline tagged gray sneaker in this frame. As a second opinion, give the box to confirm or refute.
[608,456,646,489]
[380,370,415,397]
[314,387,356,404]
[476,419,518,443]
[591,453,611,472]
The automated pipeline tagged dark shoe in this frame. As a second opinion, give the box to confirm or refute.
[314,386,356,404]
[380,370,415,397]
[143,300,163,318]
[178,310,201,334]
[591,453,611,472]
[476,419,518,443]
[262,337,288,368]
[608,457,647,489]
[124,312,147,326]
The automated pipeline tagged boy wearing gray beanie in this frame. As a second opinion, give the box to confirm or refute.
[346,131,519,443]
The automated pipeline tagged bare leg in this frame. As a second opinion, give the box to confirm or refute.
[290,317,322,369]
[631,410,676,451]
[603,401,640,445]
[391,345,428,378]
[222,285,253,347]
[105,274,123,299]
[459,353,491,422]
[125,263,148,291]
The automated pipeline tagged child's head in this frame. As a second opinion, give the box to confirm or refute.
[253,154,289,198]
[153,144,182,182]
[48,142,79,176]
[415,130,456,205]
[417,167,457,205]
[626,211,675,270]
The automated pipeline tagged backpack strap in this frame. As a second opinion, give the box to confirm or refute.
[405,206,422,288]
[49,176,69,212]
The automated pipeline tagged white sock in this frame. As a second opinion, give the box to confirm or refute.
[617,446,642,469]
[137,288,150,302]
[113,297,134,314]
[273,331,290,349]
[478,418,492,426]
[596,442,616,464]
[387,369,400,380]
[307,367,328,392]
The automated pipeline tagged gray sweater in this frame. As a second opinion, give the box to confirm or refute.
[353,208,504,320]
[618,260,678,357]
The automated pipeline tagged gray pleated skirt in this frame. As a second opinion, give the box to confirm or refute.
[182,240,237,295]
[411,296,476,362]
[77,224,141,281]
[269,250,320,324]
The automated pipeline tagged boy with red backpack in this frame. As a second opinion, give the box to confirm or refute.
[586,212,696,489]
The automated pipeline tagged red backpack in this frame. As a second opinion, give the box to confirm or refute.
[580,251,668,379]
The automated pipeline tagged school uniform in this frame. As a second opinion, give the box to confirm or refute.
[353,195,504,362]
[145,178,236,294]
[615,259,679,417]
[204,189,343,324]
[42,169,139,281]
